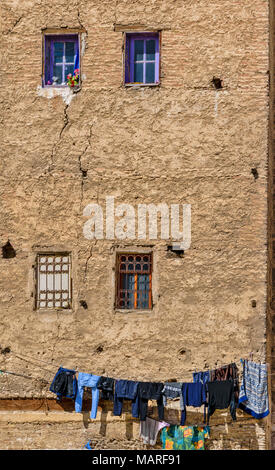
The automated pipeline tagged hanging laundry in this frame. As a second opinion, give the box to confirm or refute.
[193,370,210,384]
[181,382,207,425]
[113,380,139,418]
[138,382,164,421]
[161,425,210,450]
[162,382,184,409]
[140,417,170,446]
[97,376,115,401]
[75,372,101,419]
[210,362,239,402]
[207,380,236,423]
[238,359,269,419]
[49,367,77,402]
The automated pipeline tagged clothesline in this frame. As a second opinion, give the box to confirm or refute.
[1,347,268,383]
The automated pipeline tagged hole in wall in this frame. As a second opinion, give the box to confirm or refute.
[251,168,259,180]
[95,344,104,353]
[2,241,16,259]
[80,300,88,309]
[0,346,11,355]
[178,348,186,355]
[212,77,223,89]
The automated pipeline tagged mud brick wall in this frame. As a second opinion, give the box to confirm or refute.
[0,0,271,449]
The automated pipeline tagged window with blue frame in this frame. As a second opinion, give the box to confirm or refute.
[116,253,153,310]
[43,34,79,87]
[124,33,160,85]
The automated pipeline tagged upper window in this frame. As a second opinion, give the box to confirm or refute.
[125,33,160,85]
[43,34,79,87]
[36,253,72,310]
[116,253,152,310]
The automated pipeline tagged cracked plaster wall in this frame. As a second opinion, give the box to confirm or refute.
[0,0,270,449]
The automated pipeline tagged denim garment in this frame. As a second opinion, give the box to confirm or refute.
[50,367,77,402]
[193,371,210,385]
[113,380,139,418]
[162,383,184,409]
[138,382,164,421]
[97,376,115,401]
[181,382,207,425]
[75,372,101,419]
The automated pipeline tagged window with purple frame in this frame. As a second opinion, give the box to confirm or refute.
[125,33,160,85]
[44,34,79,87]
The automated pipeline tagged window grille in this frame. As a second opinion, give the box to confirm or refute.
[116,253,152,309]
[36,253,72,309]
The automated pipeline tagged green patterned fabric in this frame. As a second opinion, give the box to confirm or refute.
[161,425,210,450]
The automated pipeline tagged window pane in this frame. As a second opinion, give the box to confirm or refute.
[53,65,63,84]
[134,40,144,61]
[65,64,74,79]
[145,62,155,83]
[65,42,75,63]
[146,40,156,60]
[54,42,64,64]
[134,62,143,83]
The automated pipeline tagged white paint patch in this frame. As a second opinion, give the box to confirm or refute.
[36,85,76,106]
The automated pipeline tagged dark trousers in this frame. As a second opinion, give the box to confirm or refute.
[138,382,164,421]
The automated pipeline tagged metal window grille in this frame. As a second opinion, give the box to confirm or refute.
[116,253,152,309]
[36,253,72,309]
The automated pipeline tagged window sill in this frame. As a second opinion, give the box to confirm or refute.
[114,309,153,315]
[36,308,73,314]
[124,82,160,88]
[43,84,81,91]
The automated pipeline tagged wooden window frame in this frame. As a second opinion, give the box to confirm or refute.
[43,34,79,87]
[124,32,160,85]
[116,253,153,310]
[35,253,72,310]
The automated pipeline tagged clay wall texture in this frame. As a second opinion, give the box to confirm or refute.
[0,0,271,449]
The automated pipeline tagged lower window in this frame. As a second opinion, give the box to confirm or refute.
[36,253,72,309]
[116,253,152,310]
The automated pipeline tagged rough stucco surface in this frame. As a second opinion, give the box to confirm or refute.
[0,0,270,449]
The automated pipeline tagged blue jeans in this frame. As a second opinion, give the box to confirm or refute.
[113,380,139,418]
[75,373,100,419]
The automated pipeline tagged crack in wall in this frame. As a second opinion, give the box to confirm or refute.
[4,16,23,35]
[84,246,93,283]
[59,105,69,139]
[49,105,70,171]
[77,8,88,35]
[79,124,93,203]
